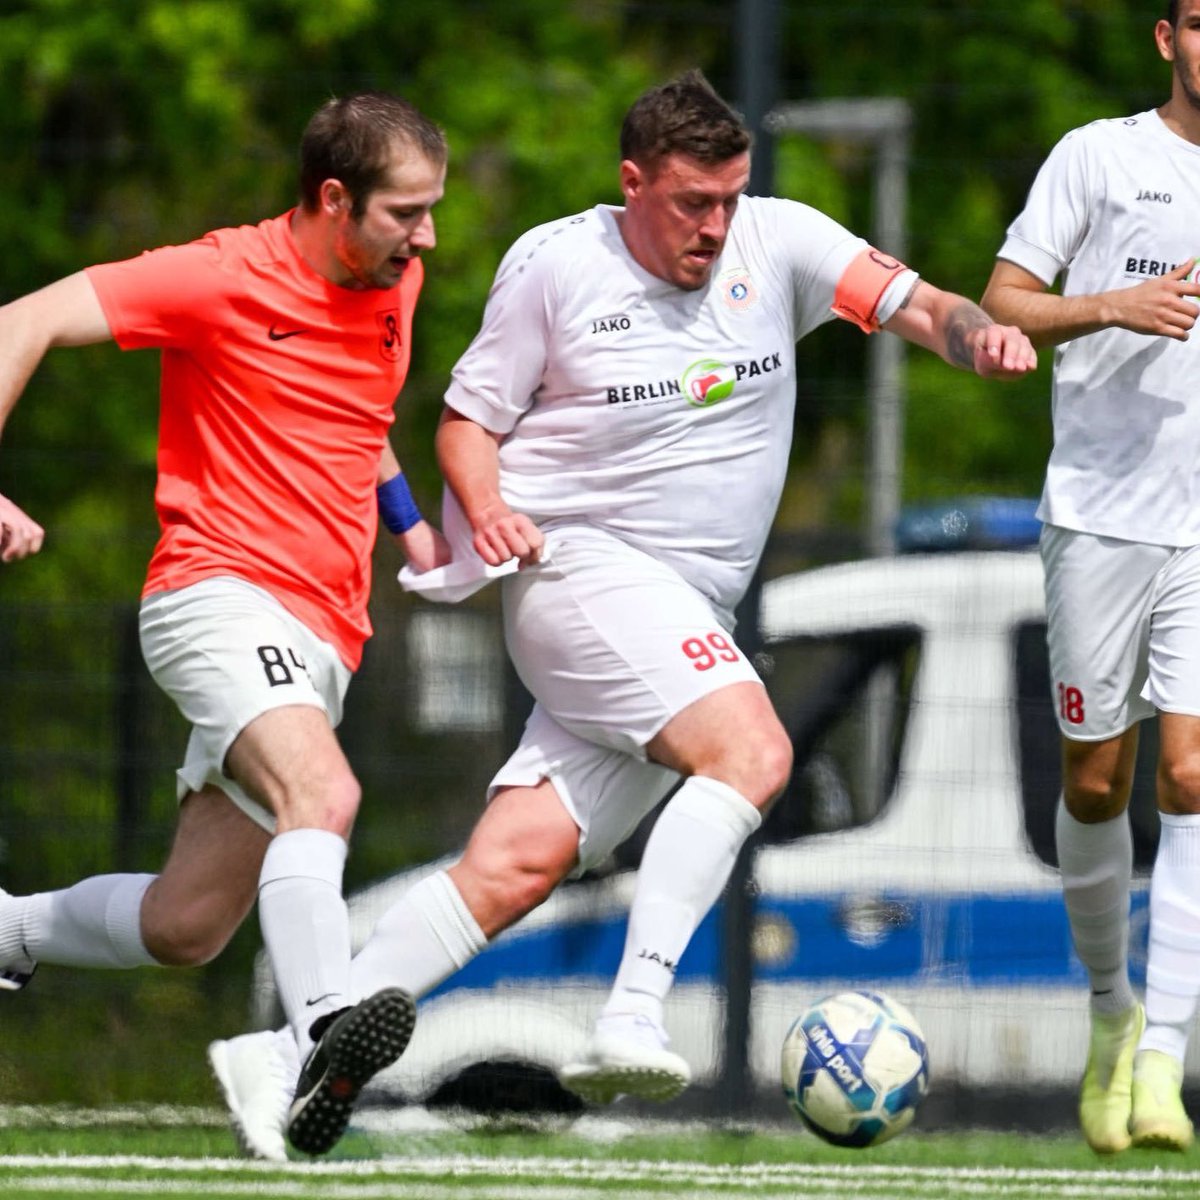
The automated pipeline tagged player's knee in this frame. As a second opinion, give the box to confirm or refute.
[690,727,793,810]
[501,833,577,916]
[1158,753,1200,814]
[1063,776,1127,822]
[507,862,562,919]
[323,770,362,833]
[142,910,234,967]
[278,769,361,836]
[758,731,795,804]
[472,847,572,931]
[725,727,793,809]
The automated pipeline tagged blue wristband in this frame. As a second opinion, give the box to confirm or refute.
[377,473,422,534]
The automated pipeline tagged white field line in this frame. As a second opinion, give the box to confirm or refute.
[0,1173,1187,1200]
[0,1105,227,1128]
[0,1183,843,1200]
[1,1156,1198,1193]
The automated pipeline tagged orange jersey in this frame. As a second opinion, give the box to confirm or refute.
[87,212,422,669]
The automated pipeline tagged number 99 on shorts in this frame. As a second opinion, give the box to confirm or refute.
[681,631,742,671]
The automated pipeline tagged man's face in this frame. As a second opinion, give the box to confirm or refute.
[332,149,445,290]
[619,151,751,290]
[1159,2,1200,111]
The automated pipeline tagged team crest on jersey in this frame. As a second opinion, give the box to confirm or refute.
[719,267,758,312]
[376,309,403,361]
[681,357,737,408]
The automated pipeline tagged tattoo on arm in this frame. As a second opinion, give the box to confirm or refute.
[945,301,991,369]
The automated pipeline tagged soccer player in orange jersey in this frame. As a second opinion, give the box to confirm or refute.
[0,91,449,1157]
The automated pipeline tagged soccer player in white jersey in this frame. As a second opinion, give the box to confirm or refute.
[209,69,1034,1160]
[981,1,1200,1157]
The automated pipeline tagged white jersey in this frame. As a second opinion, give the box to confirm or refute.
[997,110,1200,546]
[445,197,915,622]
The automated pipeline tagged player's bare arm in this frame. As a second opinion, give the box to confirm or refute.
[390,514,452,574]
[0,272,113,562]
[435,406,543,567]
[982,258,1200,347]
[882,279,1037,378]
[376,440,451,573]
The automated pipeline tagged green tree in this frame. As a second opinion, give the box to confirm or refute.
[772,0,1170,516]
[0,0,1182,1102]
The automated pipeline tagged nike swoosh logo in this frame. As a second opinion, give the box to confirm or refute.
[305,992,338,1007]
[268,324,309,341]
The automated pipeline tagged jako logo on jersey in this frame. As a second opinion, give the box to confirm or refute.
[1135,189,1172,203]
[590,313,632,334]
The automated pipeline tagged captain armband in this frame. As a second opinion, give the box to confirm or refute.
[831,247,915,333]
[377,472,423,535]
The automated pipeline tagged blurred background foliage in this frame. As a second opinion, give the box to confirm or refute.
[0,0,1172,588]
[0,0,1177,1103]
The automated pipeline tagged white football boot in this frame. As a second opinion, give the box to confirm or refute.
[208,1028,299,1162]
[559,1012,691,1104]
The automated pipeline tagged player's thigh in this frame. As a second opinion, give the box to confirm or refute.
[225,703,358,833]
[142,785,271,963]
[1134,545,1200,813]
[1145,543,1200,720]
[140,576,353,831]
[488,702,680,875]
[502,531,762,756]
[1041,525,1164,739]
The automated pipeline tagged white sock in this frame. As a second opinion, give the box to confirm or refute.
[258,829,350,1056]
[1140,811,1200,1061]
[601,776,761,1027]
[350,869,487,1002]
[1055,799,1136,1015]
[2,874,156,968]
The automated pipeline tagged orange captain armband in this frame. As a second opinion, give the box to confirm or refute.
[831,247,911,333]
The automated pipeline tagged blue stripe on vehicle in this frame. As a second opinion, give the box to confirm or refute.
[426,891,1150,999]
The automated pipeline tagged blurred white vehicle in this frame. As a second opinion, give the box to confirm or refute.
[253,503,1162,1111]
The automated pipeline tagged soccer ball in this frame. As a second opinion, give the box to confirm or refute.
[780,989,929,1148]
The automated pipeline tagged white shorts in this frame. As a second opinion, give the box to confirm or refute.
[139,576,351,831]
[489,703,680,874]
[1042,525,1200,740]
[491,527,763,870]
[501,527,763,756]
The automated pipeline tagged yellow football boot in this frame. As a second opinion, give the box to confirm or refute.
[1079,1004,1144,1154]
[1130,1049,1193,1152]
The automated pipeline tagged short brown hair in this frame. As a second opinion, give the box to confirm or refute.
[299,91,447,217]
[619,69,752,172]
